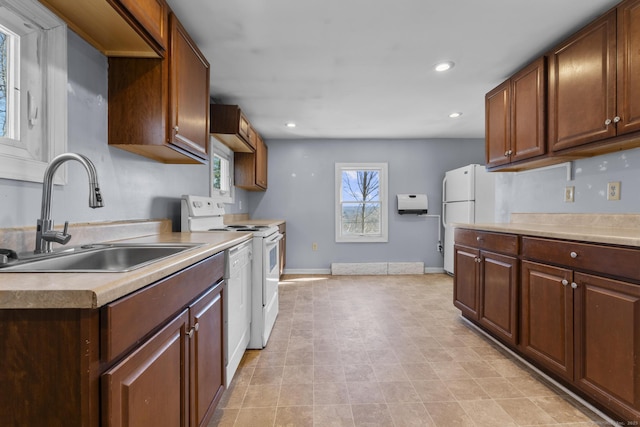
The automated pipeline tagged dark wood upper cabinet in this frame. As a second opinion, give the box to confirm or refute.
[235,129,268,191]
[210,104,256,153]
[108,12,210,164]
[40,0,167,57]
[548,10,617,152]
[485,81,510,168]
[168,14,210,160]
[549,0,640,151]
[486,58,547,169]
[617,0,640,135]
[486,0,640,171]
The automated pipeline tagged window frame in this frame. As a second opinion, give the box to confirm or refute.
[209,137,235,204]
[0,0,67,184]
[335,162,388,243]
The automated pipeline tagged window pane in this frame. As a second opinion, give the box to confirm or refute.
[212,154,222,190]
[341,170,379,202]
[335,162,387,243]
[341,202,381,235]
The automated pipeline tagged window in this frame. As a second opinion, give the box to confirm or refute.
[210,137,234,203]
[335,162,388,243]
[0,0,67,183]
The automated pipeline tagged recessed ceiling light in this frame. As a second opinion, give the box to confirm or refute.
[285,122,296,128]
[434,61,455,72]
[449,112,462,118]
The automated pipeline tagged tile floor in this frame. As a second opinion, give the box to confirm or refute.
[209,274,614,427]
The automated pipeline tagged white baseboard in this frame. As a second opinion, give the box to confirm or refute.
[283,266,446,276]
[282,268,332,275]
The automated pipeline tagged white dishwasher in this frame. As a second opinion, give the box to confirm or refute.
[224,239,252,387]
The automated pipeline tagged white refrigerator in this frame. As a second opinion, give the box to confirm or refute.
[442,164,496,275]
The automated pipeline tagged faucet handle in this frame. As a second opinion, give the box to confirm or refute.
[43,221,72,245]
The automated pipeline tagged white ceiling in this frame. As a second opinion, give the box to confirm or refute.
[166,0,620,140]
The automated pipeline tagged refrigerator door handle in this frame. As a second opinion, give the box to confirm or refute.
[442,176,448,203]
[442,202,448,228]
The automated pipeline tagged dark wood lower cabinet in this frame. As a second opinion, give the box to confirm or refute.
[574,272,640,422]
[102,310,190,427]
[102,282,224,427]
[0,253,225,427]
[479,251,518,346]
[455,228,640,423]
[189,285,225,427]
[520,260,574,380]
[453,244,480,320]
[453,229,519,347]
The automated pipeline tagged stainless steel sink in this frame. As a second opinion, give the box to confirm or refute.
[0,243,203,272]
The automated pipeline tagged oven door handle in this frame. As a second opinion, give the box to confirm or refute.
[265,233,284,245]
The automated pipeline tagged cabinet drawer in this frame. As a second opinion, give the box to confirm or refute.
[455,228,518,255]
[521,237,640,281]
[101,252,224,363]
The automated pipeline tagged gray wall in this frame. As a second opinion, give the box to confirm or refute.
[2,29,638,270]
[0,31,211,230]
[495,148,640,221]
[245,138,485,272]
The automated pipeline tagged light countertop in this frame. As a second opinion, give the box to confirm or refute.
[453,213,640,248]
[0,232,252,309]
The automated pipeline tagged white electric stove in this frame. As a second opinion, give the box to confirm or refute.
[181,195,282,351]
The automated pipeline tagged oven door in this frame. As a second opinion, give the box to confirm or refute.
[262,232,283,346]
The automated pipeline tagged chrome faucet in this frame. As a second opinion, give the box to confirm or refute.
[35,153,104,254]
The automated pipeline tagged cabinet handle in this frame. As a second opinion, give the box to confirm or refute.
[186,327,194,338]
[571,282,578,289]
[474,257,481,263]
[613,116,621,123]
[194,322,199,332]
[561,279,569,286]
[504,151,509,157]
[605,118,612,126]
[570,251,578,258]
[476,236,482,242]
[174,126,179,133]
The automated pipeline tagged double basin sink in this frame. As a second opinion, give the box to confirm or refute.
[0,243,203,273]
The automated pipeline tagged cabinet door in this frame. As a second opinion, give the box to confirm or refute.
[574,272,640,421]
[255,134,268,189]
[189,283,224,427]
[617,0,640,135]
[234,135,268,191]
[169,13,210,161]
[548,11,617,151]
[102,310,189,427]
[453,245,480,320]
[510,57,546,163]
[479,251,518,346]
[485,81,511,167]
[118,0,167,50]
[520,261,574,380]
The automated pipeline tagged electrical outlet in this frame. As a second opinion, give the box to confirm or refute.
[312,243,318,251]
[564,186,575,203]
[607,181,621,201]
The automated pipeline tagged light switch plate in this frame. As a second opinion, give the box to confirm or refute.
[564,186,575,203]
[607,181,621,201]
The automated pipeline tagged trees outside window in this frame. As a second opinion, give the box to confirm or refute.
[335,163,388,243]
